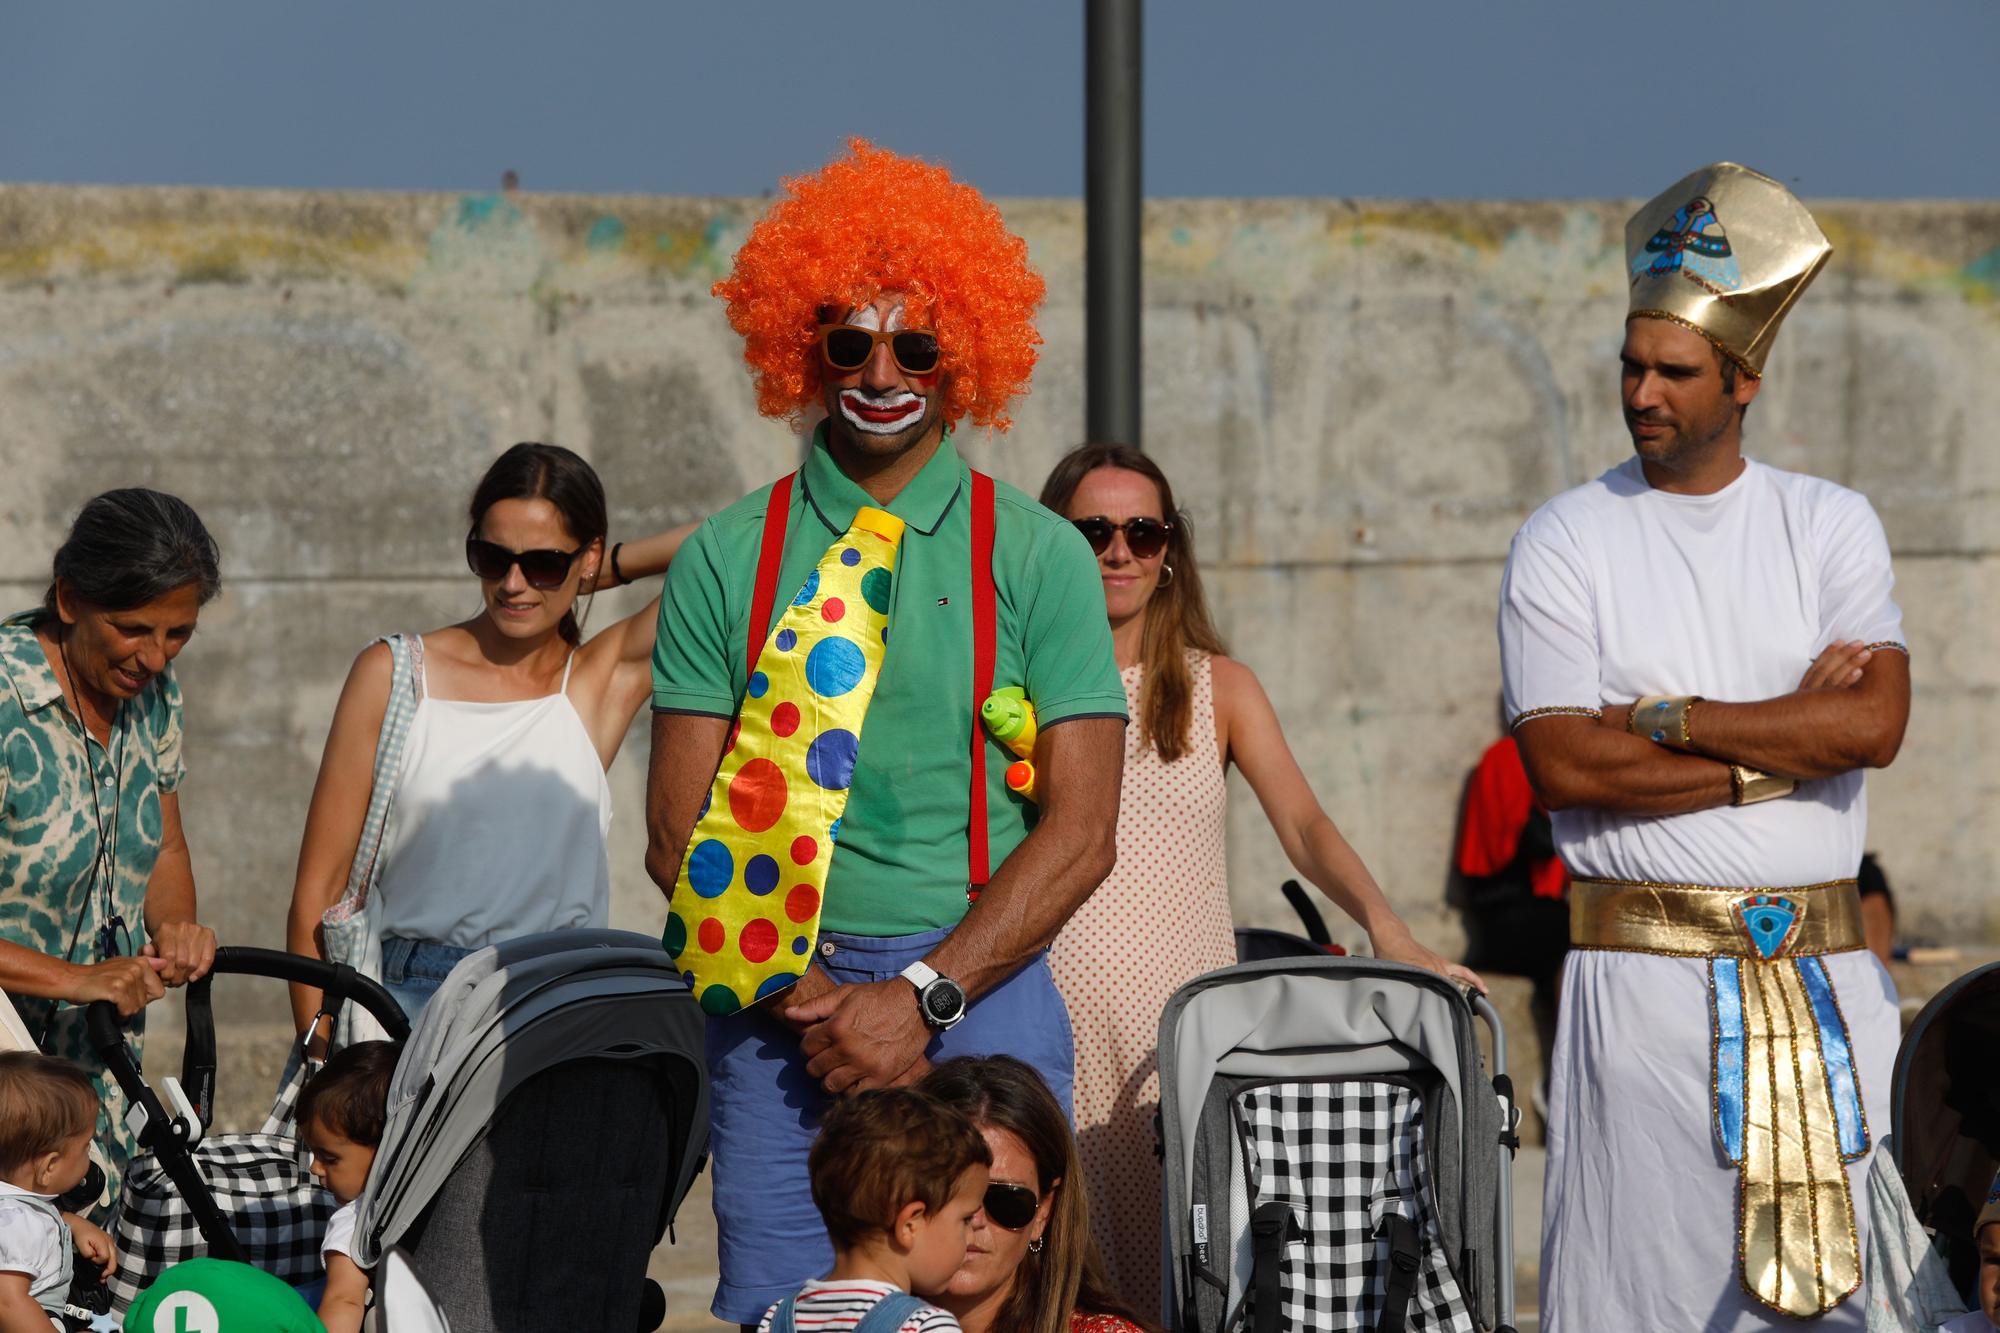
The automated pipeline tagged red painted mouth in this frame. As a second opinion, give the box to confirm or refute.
[841,391,921,424]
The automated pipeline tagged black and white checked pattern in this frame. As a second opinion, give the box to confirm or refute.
[1234,1080,1474,1332]
[108,1044,333,1309]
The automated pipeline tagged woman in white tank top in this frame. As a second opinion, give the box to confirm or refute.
[284,443,695,1025]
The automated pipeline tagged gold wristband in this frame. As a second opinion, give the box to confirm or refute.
[1730,764,1796,806]
[1630,694,1701,751]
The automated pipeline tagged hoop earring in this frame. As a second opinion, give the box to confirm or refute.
[1028,1237,1044,1254]
[1157,563,1175,589]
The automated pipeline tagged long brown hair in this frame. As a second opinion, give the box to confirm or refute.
[918,1057,1160,1333]
[1040,445,1227,762]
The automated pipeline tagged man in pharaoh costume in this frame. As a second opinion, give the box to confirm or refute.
[644,140,1127,1326]
[1500,162,1910,1328]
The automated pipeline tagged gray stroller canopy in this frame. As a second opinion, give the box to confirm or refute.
[352,929,708,1269]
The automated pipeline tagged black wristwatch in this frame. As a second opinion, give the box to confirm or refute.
[900,960,967,1031]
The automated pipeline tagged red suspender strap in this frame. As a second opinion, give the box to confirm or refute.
[746,473,795,681]
[968,470,998,888]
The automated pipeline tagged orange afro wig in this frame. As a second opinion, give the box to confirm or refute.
[713,139,1045,433]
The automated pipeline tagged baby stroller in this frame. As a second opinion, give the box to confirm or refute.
[1232,880,1350,965]
[348,928,708,1333]
[1159,955,1518,1333]
[1891,959,2000,1306]
[87,945,414,1306]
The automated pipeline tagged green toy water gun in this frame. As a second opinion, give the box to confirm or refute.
[982,687,1039,803]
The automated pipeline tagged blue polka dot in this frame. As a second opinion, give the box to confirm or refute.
[805,638,867,697]
[828,817,842,845]
[792,937,809,955]
[748,671,769,699]
[881,629,889,645]
[791,570,820,606]
[745,854,780,895]
[757,972,803,1000]
[807,730,859,790]
[840,546,861,566]
[698,789,711,820]
[682,971,697,987]
[688,839,734,898]
[775,628,798,652]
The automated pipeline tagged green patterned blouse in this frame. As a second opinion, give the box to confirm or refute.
[0,610,185,1208]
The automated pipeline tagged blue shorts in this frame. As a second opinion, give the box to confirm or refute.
[380,936,474,1023]
[704,925,1075,1325]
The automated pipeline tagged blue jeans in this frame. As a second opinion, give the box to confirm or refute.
[704,925,1075,1325]
[380,936,475,1024]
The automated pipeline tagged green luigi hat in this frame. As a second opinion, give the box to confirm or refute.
[123,1258,328,1332]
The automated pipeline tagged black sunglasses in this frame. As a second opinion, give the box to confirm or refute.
[817,325,943,377]
[466,535,585,590]
[983,1182,1041,1231]
[1072,516,1172,561]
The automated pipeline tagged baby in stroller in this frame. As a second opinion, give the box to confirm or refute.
[298,1041,399,1333]
[0,1054,115,1333]
[1939,1174,2000,1333]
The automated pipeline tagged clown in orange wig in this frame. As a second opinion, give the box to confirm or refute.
[713,137,1045,433]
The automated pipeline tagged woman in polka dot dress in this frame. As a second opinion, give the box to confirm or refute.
[285,443,697,1028]
[1038,445,1484,1314]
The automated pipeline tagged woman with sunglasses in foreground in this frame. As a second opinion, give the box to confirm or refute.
[1037,444,1482,1314]
[286,443,695,1025]
[920,1056,1155,1333]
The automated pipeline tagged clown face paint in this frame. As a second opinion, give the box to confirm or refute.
[820,293,945,457]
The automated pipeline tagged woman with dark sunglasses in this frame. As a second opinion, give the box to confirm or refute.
[285,443,695,1026]
[1037,444,1482,1315]
[919,1056,1156,1333]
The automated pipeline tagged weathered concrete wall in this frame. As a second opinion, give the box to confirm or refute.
[2,185,1996,1022]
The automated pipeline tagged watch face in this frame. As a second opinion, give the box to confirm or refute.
[923,980,966,1025]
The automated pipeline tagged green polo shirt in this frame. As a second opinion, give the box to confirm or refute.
[652,426,1126,935]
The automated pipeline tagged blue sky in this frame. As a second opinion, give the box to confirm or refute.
[5,0,1997,200]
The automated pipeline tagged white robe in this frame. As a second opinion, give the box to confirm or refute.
[1499,456,1907,1330]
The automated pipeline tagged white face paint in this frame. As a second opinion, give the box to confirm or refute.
[838,389,924,434]
[843,300,906,332]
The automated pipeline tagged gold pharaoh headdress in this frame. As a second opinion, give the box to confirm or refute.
[1626,162,1830,377]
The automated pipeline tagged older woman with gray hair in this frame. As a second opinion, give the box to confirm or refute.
[0,488,223,1210]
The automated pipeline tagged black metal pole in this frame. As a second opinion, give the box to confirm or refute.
[1086,0,1142,448]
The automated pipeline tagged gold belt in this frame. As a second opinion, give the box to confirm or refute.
[1569,877,1864,958]
[1569,876,1869,1317]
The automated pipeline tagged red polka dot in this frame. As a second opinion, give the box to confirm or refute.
[740,918,778,964]
[785,885,820,923]
[771,701,801,738]
[822,597,846,623]
[790,835,818,866]
[727,758,789,833]
[726,720,741,754]
[697,917,725,954]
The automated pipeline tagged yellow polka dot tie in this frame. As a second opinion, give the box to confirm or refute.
[666,506,905,1016]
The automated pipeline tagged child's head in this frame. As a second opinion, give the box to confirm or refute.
[1977,1171,2000,1327]
[297,1041,399,1205]
[0,1052,98,1196]
[809,1088,992,1292]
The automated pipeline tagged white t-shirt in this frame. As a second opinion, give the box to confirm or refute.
[1938,1311,1995,1332]
[0,1182,69,1329]
[1499,457,1905,886]
[756,1279,961,1333]
[321,1198,359,1267]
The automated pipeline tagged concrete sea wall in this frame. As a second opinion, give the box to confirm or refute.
[1,185,1996,1052]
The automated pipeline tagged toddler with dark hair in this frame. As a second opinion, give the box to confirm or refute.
[759,1089,991,1333]
[0,1053,114,1332]
[298,1041,399,1333]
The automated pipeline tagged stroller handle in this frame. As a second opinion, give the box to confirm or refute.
[202,946,413,1042]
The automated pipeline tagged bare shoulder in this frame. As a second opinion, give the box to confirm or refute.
[1207,654,1267,716]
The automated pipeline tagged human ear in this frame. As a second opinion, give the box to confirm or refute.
[31,1151,62,1192]
[1734,372,1762,413]
[894,1199,929,1245]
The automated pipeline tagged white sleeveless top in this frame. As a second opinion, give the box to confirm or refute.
[374,649,612,948]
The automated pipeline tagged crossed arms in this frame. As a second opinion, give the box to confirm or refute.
[1514,641,1910,817]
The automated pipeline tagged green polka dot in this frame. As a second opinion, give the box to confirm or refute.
[861,567,892,614]
[699,983,743,1016]
[663,911,687,956]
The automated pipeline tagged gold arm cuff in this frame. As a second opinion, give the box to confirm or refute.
[1570,877,1863,957]
[1630,694,1701,751]
[1730,764,1795,806]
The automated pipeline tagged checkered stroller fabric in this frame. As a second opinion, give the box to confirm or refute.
[1235,1080,1473,1332]
[108,1044,333,1309]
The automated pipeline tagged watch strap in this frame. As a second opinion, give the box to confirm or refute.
[900,960,940,990]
